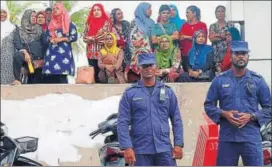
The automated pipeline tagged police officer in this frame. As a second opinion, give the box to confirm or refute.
[117,53,184,166]
[204,41,271,166]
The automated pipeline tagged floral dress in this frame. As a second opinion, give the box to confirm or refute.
[84,20,111,60]
[42,23,78,76]
[1,32,15,84]
[112,20,131,67]
[126,24,152,75]
[209,22,232,65]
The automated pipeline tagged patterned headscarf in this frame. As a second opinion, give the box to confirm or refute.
[19,9,42,43]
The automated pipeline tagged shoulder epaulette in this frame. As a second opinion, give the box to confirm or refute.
[125,83,138,91]
[218,71,228,77]
[250,71,262,78]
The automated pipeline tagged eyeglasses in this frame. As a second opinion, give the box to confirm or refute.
[140,64,155,69]
[37,16,45,19]
[105,38,113,40]
[233,51,248,55]
[160,40,170,43]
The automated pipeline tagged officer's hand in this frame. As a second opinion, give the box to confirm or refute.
[124,148,136,166]
[172,146,183,159]
[222,110,240,126]
[237,113,251,128]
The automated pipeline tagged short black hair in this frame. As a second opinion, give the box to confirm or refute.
[45,7,52,12]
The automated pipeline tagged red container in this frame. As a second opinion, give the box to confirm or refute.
[192,113,219,166]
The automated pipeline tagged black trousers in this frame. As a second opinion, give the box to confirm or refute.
[181,55,189,72]
[13,51,43,84]
[88,59,100,83]
[43,75,68,84]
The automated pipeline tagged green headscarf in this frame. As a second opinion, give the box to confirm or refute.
[156,35,178,69]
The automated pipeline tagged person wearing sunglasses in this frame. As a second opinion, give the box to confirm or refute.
[117,53,184,166]
[204,41,271,166]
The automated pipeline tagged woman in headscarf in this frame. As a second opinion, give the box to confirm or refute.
[125,2,154,83]
[98,33,125,84]
[155,35,182,82]
[215,27,241,74]
[178,30,214,82]
[151,5,179,48]
[209,5,232,68]
[169,4,186,30]
[0,2,16,84]
[83,3,112,83]
[111,8,131,68]
[36,11,47,31]
[42,3,78,84]
[13,9,44,85]
[179,5,208,73]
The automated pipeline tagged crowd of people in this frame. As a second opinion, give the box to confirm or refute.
[1,2,242,85]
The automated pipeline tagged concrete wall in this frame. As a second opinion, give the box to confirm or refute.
[1,83,210,166]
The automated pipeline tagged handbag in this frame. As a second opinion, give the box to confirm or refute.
[75,66,95,84]
[22,33,44,69]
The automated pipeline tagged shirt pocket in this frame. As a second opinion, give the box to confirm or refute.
[131,97,148,118]
[158,96,170,118]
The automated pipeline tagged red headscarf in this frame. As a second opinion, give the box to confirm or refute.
[48,2,71,38]
[36,11,47,31]
[86,3,111,36]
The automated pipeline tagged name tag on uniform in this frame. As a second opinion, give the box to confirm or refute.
[222,84,230,88]
[132,97,144,101]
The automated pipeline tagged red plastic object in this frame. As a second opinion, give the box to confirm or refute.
[192,113,219,166]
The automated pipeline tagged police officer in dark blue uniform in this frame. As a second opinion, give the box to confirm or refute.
[204,41,271,166]
[117,53,184,166]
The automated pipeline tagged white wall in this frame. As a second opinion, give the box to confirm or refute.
[225,1,271,84]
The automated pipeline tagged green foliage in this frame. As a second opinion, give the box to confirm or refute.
[6,1,37,25]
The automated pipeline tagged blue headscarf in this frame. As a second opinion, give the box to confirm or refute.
[188,30,212,70]
[169,4,186,30]
[228,27,241,41]
[134,2,155,38]
[187,5,201,21]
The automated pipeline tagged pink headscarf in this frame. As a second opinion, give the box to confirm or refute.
[48,2,70,38]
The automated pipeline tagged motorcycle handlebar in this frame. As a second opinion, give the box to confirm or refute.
[89,129,101,139]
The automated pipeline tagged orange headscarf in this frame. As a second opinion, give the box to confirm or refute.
[48,2,71,38]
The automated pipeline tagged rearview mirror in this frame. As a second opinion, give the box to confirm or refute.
[15,136,38,154]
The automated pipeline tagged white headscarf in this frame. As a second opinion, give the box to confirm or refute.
[1,1,15,42]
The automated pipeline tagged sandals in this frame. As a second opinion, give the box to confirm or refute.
[10,80,22,85]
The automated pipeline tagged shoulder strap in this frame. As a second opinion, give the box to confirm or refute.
[159,24,167,35]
